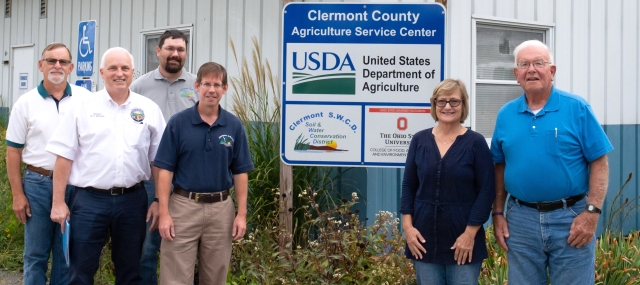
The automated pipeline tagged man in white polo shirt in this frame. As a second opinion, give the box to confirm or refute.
[5,42,91,285]
[47,47,166,284]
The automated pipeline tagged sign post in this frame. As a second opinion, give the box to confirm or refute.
[281,3,445,167]
[76,20,96,91]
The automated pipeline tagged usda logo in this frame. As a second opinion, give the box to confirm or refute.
[291,52,356,95]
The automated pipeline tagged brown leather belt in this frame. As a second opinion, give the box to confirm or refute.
[511,193,586,212]
[174,187,229,203]
[81,182,144,195]
[26,164,53,179]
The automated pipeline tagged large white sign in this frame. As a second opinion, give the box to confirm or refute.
[281,3,445,167]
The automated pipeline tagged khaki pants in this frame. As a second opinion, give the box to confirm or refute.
[159,194,235,285]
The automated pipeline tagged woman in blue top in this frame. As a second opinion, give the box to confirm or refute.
[401,79,495,284]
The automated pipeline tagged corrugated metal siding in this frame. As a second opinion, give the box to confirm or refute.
[1,0,638,232]
[0,0,283,109]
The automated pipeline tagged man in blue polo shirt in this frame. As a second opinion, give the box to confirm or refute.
[491,40,613,284]
[155,62,253,285]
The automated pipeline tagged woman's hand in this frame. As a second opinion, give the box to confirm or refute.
[404,226,427,259]
[451,225,480,265]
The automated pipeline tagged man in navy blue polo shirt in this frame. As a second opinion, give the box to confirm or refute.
[155,62,253,285]
[491,40,613,284]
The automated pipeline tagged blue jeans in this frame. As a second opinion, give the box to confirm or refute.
[140,179,161,285]
[69,186,147,285]
[414,260,482,285]
[22,169,75,285]
[504,196,595,285]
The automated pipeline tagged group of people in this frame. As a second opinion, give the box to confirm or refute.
[7,30,252,285]
[7,32,611,285]
[402,40,612,284]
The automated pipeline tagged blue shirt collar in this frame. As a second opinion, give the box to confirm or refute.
[517,85,559,114]
[37,80,72,99]
[189,102,228,126]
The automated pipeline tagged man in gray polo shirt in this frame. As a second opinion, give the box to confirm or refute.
[130,29,197,285]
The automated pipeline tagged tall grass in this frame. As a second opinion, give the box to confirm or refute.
[229,37,341,244]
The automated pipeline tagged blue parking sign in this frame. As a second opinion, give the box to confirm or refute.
[76,20,96,77]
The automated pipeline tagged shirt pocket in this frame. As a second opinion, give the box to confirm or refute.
[544,128,572,157]
[125,122,151,147]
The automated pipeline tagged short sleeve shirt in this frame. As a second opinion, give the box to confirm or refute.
[6,81,92,170]
[46,89,166,189]
[490,86,613,202]
[130,68,198,122]
[154,103,254,192]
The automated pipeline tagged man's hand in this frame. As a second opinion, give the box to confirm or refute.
[158,213,175,241]
[492,215,510,251]
[568,212,598,248]
[50,201,70,231]
[146,202,159,231]
[403,226,426,259]
[232,214,246,241]
[12,193,31,224]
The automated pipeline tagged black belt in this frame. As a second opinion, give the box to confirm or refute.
[26,164,53,179]
[82,182,144,195]
[173,187,229,203]
[511,193,586,212]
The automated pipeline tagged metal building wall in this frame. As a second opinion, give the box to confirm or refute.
[0,0,283,109]
[448,0,640,234]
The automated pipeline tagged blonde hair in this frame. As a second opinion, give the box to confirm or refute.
[430,79,469,123]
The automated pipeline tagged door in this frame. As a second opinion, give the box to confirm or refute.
[11,45,35,106]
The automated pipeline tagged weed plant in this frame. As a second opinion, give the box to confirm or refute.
[227,188,416,284]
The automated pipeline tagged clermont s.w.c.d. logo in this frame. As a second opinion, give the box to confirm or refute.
[130,108,145,123]
[219,135,234,147]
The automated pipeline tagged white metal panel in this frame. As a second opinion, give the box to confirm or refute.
[588,0,606,122]
[621,0,637,125]
[143,0,156,29]
[110,1,122,47]
[263,0,281,79]
[516,0,534,21]
[605,0,622,125]
[474,0,494,16]
[183,0,197,27]
[536,0,554,23]
[496,0,515,18]
[131,0,144,75]
[210,0,228,66]
[244,0,262,56]
[571,0,588,100]
[156,0,169,28]
[553,0,571,91]
[169,1,184,26]
[193,0,211,71]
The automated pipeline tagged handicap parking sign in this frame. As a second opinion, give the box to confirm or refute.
[76,20,96,77]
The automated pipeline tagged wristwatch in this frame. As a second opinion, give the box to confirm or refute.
[585,204,601,214]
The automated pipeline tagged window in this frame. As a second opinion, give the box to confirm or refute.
[472,20,553,138]
[140,25,193,74]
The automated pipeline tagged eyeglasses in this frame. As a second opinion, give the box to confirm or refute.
[199,82,225,91]
[516,60,552,69]
[163,46,186,54]
[43,58,72,66]
[435,99,462,107]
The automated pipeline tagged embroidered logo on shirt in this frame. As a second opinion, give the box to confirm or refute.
[179,88,196,99]
[90,113,105,118]
[219,135,234,147]
[130,108,145,123]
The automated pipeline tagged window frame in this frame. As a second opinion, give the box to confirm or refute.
[471,16,554,140]
[139,24,194,74]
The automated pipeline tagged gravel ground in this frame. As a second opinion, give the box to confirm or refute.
[0,269,23,284]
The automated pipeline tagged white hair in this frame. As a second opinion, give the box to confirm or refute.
[100,47,135,69]
[513,40,554,66]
